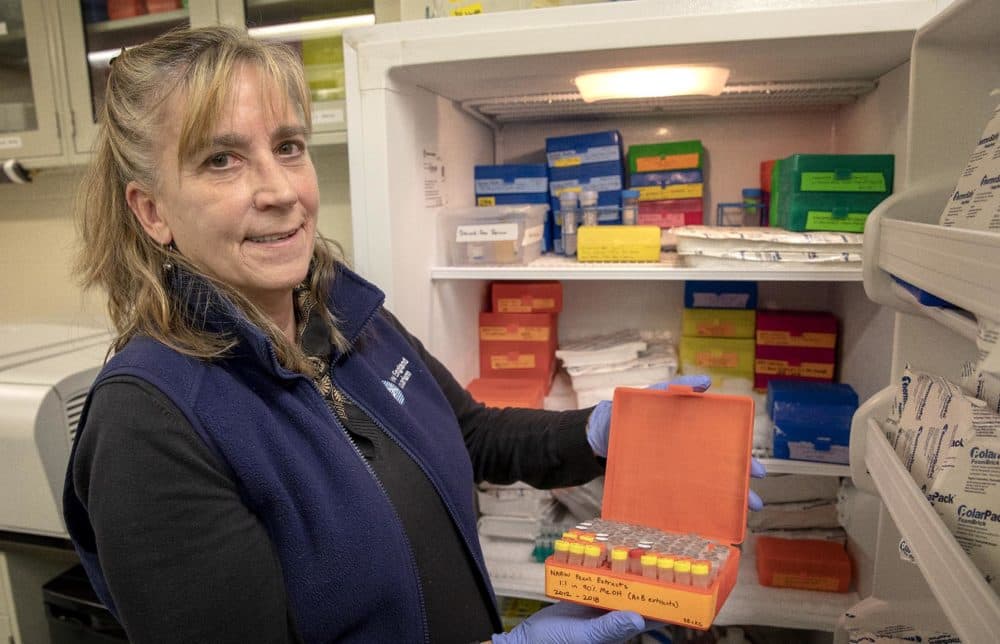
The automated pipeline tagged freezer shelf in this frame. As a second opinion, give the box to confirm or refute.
[432,255,863,282]
[862,418,1000,642]
[757,459,849,477]
[483,535,858,631]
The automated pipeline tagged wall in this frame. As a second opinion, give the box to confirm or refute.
[0,144,354,327]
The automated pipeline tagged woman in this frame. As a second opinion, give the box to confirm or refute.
[63,25,668,644]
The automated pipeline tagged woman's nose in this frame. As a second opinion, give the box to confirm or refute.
[252,159,297,211]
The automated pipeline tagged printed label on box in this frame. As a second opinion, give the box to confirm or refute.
[551,175,623,195]
[755,360,835,379]
[450,3,483,15]
[636,153,700,173]
[456,223,518,243]
[548,145,620,167]
[480,326,551,341]
[756,331,836,349]
[475,177,548,194]
[477,196,496,206]
[636,184,703,201]
[491,354,537,369]
[770,573,841,592]
[804,211,868,232]
[497,297,557,313]
[695,351,740,369]
[800,172,887,192]
[523,224,544,247]
[545,566,714,629]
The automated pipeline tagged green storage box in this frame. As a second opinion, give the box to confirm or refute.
[627,140,703,174]
[774,154,894,232]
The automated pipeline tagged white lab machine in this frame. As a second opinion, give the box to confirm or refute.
[0,324,111,538]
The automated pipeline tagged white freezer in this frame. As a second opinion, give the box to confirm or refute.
[343,0,999,637]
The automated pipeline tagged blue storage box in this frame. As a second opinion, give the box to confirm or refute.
[475,164,548,206]
[546,130,623,168]
[772,423,851,464]
[891,276,956,309]
[766,381,858,420]
[684,281,758,310]
[548,161,625,229]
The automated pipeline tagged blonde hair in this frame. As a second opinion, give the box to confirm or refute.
[75,26,347,373]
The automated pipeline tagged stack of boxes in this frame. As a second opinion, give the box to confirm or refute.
[769,153,894,233]
[545,131,625,253]
[626,140,705,230]
[468,281,563,403]
[678,282,757,390]
[754,310,838,391]
[766,380,858,465]
[474,164,551,253]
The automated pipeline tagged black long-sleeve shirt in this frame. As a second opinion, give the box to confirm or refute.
[72,309,601,643]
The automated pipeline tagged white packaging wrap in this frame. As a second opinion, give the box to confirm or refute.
[961,316,1000,415]
[840,597,961,644]
[939,102,1000,231]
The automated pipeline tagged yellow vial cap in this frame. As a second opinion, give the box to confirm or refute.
[674,559,692,573]
[657,555,675,569]
[641,553,658,566]
[585,544,602,557]
[563,530,580,539]
[611,547,629,561]
[569,542,586,555]
[578,533,596,542]
[554,539,570,553]
[691,561,710,575]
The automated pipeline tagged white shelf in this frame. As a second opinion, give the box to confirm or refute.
[863,418,1000,642]
[758,458,850,477]
[484,535,857,631]
[431,254,863,282]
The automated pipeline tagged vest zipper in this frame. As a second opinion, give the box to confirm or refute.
[310,378,432,644]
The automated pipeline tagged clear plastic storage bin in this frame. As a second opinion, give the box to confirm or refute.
[439,205,547,266]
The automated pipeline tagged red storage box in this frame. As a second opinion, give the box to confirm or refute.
[479,312,556,386]
[637,198,704,228]
[755,536,852,592]
[756,311,837,349]
[754,344,836,390]
[491,281,563,313]
[466,377,546,409]
[545,386,754,628]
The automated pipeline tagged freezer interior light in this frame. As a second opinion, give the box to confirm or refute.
[574,65,730,103]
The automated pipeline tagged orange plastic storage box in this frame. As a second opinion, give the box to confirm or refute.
[479,312,557,386]
[466,377,546,409]
[755,536,852,592]
[545,386,754,629]
[491,281,563,314]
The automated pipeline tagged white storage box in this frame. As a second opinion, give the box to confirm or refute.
[439,205,546,266]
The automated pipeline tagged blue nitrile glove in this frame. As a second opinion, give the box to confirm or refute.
[585,375,712,458]
[491,602,647,644]
[585,375,767,511]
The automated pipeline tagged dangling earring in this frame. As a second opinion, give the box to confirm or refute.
[162,242,176,272]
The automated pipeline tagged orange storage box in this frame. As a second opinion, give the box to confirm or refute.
[545,386,754,629]
[479,312,557,386]
[466,377,546,409]
[755,536,852,592]
[491,281,563,313]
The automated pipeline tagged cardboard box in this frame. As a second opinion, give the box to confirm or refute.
[756,311,837,349]
[627,140,704,173]
[755,537,852,592]
[491,281,563,313]
[754,345,836,390]
[637,198,704,228]
[684,281,757,310]
[577,225,661,263]
[546,130,623,168]
[545,386,753,628]
[680,336,755,381]
[682,309,756,339]
[479,312,556,385]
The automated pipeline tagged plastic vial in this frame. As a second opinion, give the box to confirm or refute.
[621,189,639,225]
[558,191,579,257]
[552,539,570,564]
[742,188,765,226]
[641,552,659,579]
[580,189,599,227]
[674,558,692,586]
[610,547,629,574]
[583,544,603,568]
[691,560,711,588]
[657,554,675,583]
[628,548,645,575]
[568,542,586,566]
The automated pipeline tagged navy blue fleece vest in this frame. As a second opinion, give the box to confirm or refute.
[63,268,495,643]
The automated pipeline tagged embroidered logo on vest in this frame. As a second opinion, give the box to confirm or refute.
[382,380,405,405]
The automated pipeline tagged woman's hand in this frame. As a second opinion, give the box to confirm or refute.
[491,602,647,644]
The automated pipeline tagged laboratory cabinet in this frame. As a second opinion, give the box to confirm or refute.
[342,0,950,633]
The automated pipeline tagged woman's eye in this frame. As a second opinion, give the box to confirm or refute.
[277,141,304,156]
[207,153,233,169]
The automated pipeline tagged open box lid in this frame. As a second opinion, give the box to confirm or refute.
[603,385,754,545]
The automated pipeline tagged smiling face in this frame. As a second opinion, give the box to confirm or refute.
[127,64,318,322]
